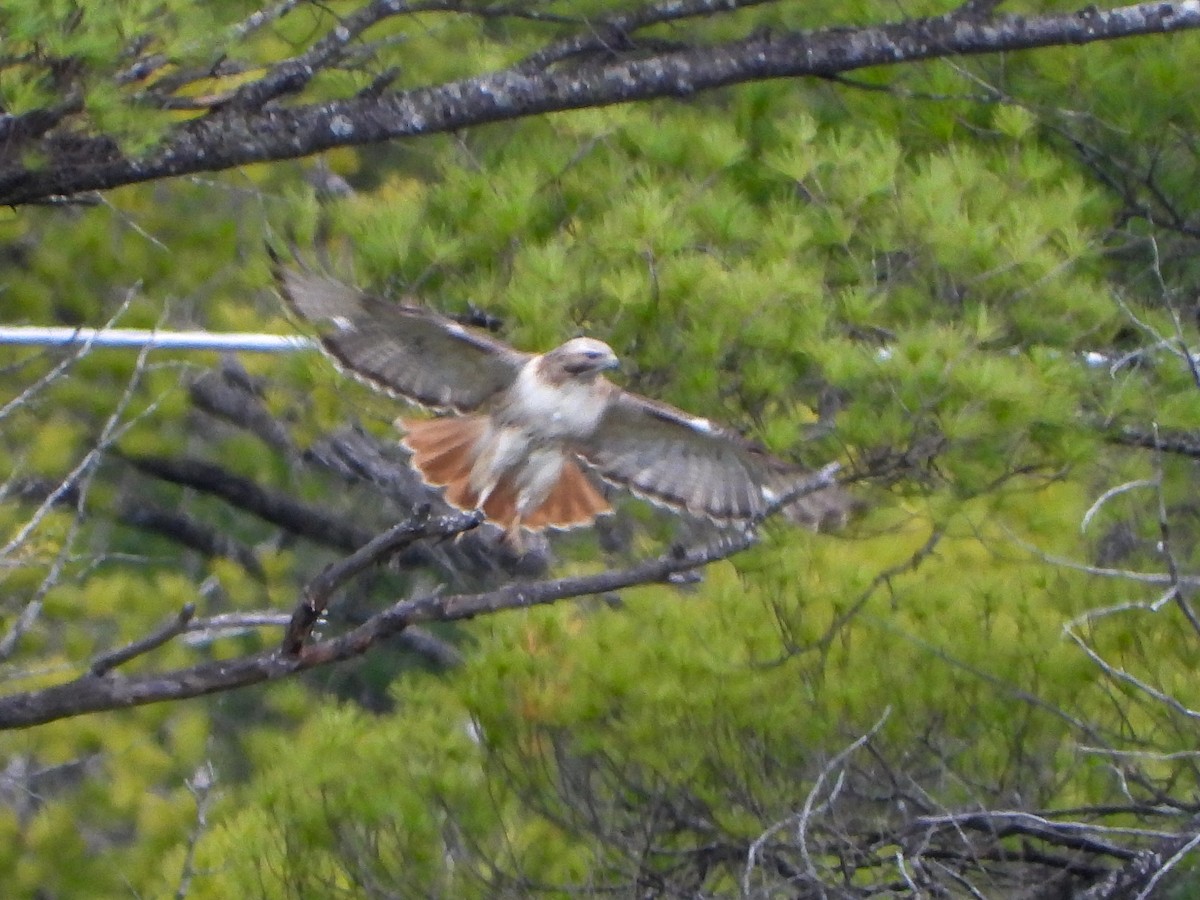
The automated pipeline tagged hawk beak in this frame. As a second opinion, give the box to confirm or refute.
[603,356,620,371]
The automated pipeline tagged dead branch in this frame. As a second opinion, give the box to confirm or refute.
[179,611,460,668]
[1074,815,1200,900]
[1110,426,1200,460]
[7,477,266,577]
[120,503,265,577]
[189,364,297,456]
[0,530,754,729]
[122,452,374,552]
[90,604,197,676]
[281,505,483,655]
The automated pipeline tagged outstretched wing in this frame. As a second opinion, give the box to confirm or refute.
[577,391,842,526]
[275,262,529,413]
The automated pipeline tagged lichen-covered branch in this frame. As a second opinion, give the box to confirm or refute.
[2,2,1198,205]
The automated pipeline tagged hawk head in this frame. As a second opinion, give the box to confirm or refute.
[541,337,620,381]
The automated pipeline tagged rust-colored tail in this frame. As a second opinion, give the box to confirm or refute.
[524,462,610,529]
[471,461,610,532]
[399,416,610,532]
[398,416,486,511]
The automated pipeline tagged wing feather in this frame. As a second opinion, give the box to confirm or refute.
[577,392,820,523]
[275,262,529,413]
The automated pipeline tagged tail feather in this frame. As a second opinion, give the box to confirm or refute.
[443,478,479,512]
[420,443,475,486]
[399,416,485,510]
[481,480,520,529]
[525,461,610,530]
[399,417,610,533]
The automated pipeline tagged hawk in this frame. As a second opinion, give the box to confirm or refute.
[275,261,848,545]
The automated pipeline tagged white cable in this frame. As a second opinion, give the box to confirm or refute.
[0,326,313,353]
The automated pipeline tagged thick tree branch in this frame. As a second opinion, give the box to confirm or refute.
[1109,425,1200,459]
[280,505,483,654]
[2,2,1198,205]
[118,503,266,577]
[0,530,753,729]
[189,365,297,456]
[123,452,374,552]
[9,476,266,577]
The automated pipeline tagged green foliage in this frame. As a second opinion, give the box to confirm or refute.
[4,1,1200,895]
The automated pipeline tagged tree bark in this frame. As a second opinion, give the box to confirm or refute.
[2,3,1198,205]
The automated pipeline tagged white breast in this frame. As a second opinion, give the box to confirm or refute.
[506,360,609,439]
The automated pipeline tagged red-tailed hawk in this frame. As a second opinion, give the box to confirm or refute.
[275,262,847,544]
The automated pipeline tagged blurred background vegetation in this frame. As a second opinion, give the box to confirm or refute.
[3,0,1200,895]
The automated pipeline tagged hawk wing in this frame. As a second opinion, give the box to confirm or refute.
[577,391,840,525]
[275,262,529,413]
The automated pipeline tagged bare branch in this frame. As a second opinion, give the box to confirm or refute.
[0,530,755,729]
[1149,432,1200,639]
[117,503,265,578]
[6,477,265,577]
[0,296,164,660]
[122,452,374,552]
[1064,615,1200,722]
[181,611,292,641]
[280,505,483,655]
[912,811,1141,859]
[174,762,217,900]
[1081,479,1157,533]
[0,291,137,424]
[1076,815,1200,900]
[179,611,461,668]
[742,707,891,894]
[515,0,779,72]
[1109,426,1200,459]
[1011,536,1200,588]
[225,0,443,110]
[189,365,298,455]
[90,605,197,676]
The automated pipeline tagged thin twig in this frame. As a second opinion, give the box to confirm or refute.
[1133,827,1200,900]
[1149,425,1200,638]
[0,289,138,555]
[0,292,164,660]
[742,707,891,895]
[1063,621,1200,722]
[90,605,197,676]
[796,708,892,889]
[1008,532,1200,588]
[1080,479,1156,533]
[174,762,216,900]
